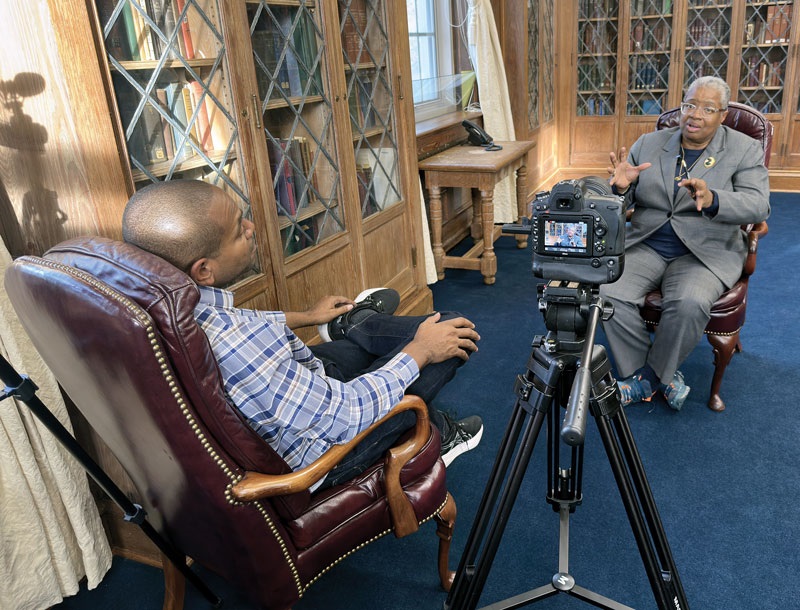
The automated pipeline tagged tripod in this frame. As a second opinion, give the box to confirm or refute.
[445,281,689,610]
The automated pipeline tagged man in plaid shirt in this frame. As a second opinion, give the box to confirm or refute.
[123,180,483,489]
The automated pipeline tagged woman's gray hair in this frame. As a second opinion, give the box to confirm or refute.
[688,76,730,109]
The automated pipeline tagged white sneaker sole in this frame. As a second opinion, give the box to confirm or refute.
[441,424,483,467]
[317,288,389,343]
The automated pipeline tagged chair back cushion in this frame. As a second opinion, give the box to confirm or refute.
[655,101,774,167]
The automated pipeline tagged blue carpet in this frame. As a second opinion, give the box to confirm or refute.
[56,193,800,609]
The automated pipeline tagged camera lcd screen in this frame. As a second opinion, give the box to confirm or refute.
[541,219,589,255]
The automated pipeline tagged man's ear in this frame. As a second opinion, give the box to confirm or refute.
[189,258,214,286]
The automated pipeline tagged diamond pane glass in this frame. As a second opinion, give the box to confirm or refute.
[684,1,732,87]
[249,2,343,258]
[541,0,554,123]
[738,1,792,114]
[527,0,539,130]
[339,0,401,220]
[627,2,672,116]
[97,0,256,269]
[577,0,618,116]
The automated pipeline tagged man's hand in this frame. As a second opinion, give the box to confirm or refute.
[402,313,480,369]
[607,146,652,191]
[285,295,354,329]
[678,178,713,211]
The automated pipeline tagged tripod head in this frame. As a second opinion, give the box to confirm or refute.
[536,280,613,353]
[533,280,615,447]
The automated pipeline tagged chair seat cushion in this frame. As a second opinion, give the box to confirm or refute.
[640,279,748,335]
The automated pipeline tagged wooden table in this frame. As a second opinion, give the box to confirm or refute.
[418,140,536,284]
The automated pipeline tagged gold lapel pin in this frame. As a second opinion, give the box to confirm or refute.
[704,156,716,168]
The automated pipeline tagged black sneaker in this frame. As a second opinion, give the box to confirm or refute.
[318,288,400,342]
[440,414,483,467]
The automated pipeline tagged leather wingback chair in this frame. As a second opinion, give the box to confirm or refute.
[638,101,771,412]
[4,237,456,610]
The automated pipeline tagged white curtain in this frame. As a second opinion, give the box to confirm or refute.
[466,0,518,223]
[0,242,112,610]
[418,178,439,284]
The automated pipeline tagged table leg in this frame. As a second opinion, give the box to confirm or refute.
[515,163,530,249]
[479,188,497,285]
[428,185,445,280]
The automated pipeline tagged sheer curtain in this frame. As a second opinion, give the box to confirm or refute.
[0,241,111,609]
[466,0,518,222]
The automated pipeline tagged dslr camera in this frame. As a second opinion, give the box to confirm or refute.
[508,176,626,285]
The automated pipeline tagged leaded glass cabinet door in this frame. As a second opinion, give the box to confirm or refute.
[528,0,555,130]
[339,0,402,220]
[577,0,618,116]
[683,0,732,87]
[626,0,673,116]
[95,0,263,283]
[248,0,343,258]
[738,1,793,115]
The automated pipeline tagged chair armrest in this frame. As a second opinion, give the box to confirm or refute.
[230,395,431,536]
[742,221,768,277]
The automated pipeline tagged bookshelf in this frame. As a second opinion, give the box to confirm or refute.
[91,0,430,329]
[557,0,800,174]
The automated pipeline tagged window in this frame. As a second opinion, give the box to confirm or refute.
[407,0,463,121]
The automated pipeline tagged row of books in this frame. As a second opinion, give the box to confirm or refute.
[251,5,322,102]
[631,0,673,16]
[577,59,615,91]
[745,5,793,45]
[348,70,388,132]
[629,55,669,90]
[578,0,616,20]
[339,0,381,65]
[630,20,670,53]
[98,0,197,63]
[580,21,616,55]
[115,74,226,166]
[687,15,730,48]
[578,95,615,116]
[743,57,784,88]
[267,137,316,217]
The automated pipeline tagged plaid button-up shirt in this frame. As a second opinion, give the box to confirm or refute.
[194,286,419,475]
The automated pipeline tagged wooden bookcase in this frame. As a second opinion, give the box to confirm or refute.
[552,0,800,187]
[91,0,431,342]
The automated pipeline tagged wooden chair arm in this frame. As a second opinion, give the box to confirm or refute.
[742,221,768,277]
[231,395,431,537]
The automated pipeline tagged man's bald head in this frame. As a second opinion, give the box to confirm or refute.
[122,180,227,271]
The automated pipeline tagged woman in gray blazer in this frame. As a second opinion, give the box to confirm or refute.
[600,76,770,411]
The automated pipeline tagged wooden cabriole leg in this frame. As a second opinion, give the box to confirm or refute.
[434,492,457,592]
[706,330,740,412]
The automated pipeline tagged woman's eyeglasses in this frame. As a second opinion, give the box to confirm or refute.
[680,102,726,116]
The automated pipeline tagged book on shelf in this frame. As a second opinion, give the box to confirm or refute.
[267,137,318,215]
[267,139,297,216]
[187,80,213,151]
[154,88,175,159]
[273,7,303,97]
[357,148,398,212]
[293,12,323,97]
[251,14,291,101]
[164,81,197,159]
[145,0,180,59]
[114,76,168,165]
[340,0,368,64]
[131,2,155,61]
[173,0,195,58]
[96,0,132,60]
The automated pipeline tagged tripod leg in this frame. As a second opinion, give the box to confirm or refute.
[591,371,689,610]
[446,396,548,610]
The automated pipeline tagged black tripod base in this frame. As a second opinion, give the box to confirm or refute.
[481,581,634,610]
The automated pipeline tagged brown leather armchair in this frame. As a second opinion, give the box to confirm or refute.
[638,102,771,412]
[4,237,456,610]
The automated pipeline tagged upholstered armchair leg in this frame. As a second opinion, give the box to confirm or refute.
[161,552,186,610]
[434,492,457,591]
[706,332,739,412]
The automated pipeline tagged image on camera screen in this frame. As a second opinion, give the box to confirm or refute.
[543,220,589,254]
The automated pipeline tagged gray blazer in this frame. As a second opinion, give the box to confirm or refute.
[624,125,771,288]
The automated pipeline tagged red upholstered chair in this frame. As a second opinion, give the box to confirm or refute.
[638,102,771,412]
[4,236,456,610]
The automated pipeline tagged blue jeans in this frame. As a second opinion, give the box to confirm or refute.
[310,311,464,488]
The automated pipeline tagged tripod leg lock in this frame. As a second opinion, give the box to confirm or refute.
[124,503,147,525]
[1,375,40,403]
